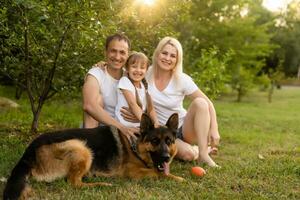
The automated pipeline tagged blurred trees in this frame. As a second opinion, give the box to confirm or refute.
[271,0,300,77]
[178,0,275,101]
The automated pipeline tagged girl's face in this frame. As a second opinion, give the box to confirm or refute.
[157,44,177,72]
[127,60,147,85]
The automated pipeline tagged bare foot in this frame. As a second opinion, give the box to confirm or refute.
[198,153,219,167]
[191,145,199,160]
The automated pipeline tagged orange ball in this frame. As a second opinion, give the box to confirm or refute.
[191,166,206,177]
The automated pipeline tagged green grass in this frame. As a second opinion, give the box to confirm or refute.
[0,85,299,199]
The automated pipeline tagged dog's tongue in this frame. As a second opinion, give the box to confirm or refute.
[163,162,170,175]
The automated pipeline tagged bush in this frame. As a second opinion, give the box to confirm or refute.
[190,47,232,99]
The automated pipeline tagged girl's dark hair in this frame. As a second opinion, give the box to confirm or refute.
[126,52,153,114]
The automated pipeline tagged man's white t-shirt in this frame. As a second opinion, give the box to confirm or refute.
[87,67,119,118]
[147,73,198,128]
[115,77,147,127]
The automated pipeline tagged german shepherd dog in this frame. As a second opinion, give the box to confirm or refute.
[3,113,183,200]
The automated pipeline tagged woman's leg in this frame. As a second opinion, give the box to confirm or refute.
[175,139,198,161]
[182,98,217,167]
[207,102,220,148]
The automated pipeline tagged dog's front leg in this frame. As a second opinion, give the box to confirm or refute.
[163,173,185,182]
[128,168,160,179]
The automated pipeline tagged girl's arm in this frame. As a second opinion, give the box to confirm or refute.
[122,89,143,121]
[149,108,160,128]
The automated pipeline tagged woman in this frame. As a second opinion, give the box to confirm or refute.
[149,37,221,167]
[123,37,220,167]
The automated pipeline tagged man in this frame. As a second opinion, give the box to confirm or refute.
[82,33,137,138]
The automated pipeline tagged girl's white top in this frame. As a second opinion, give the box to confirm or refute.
[115,77,147,127]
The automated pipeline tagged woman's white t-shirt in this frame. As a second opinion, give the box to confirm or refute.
[115,77,147,127]
[147,73,198,128]
[87,67,119,118]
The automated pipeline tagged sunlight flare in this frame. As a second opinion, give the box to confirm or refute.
[137,0,156,6]
[262,0,291,12]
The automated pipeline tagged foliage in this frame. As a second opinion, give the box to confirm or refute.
[1,0,300,131]
[178,0,275,101]
[114,0,188,59]
[189,47,233,99]
[270,0,300,77]
[1,0,121,132]
[0,0,187,132]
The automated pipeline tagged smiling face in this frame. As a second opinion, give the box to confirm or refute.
[157,44,178,72]
[105,39,129,70]
[127,61,148,87]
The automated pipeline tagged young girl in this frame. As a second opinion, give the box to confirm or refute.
[115,52,159,127]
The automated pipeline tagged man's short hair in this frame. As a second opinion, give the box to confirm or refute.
[105,33,131,50]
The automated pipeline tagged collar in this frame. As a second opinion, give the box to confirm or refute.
[129,137,150,169]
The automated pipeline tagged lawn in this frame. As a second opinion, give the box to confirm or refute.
[0,86,299,199]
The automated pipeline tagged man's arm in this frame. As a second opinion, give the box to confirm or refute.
[82,75,138,138]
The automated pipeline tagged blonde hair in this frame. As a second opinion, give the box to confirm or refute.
[148,37,183,82]
[125,51,154,115]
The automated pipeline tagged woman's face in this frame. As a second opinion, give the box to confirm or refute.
[157,44,177,72]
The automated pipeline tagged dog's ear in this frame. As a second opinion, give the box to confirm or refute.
[166,113,179,131]
[140,113,154,134]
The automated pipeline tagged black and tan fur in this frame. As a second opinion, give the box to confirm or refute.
[3,113,183,200]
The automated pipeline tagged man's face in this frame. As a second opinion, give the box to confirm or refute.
[106,39,129,70]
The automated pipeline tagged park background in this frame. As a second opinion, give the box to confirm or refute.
[0,0,299,199]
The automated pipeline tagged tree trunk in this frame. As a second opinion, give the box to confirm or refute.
[268,80,274,103]
[31,109,41,133]
[297,65,300,79]
[237,87,242,102]
[15,85,23,100]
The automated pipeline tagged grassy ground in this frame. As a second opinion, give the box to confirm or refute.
[0,86,299,199]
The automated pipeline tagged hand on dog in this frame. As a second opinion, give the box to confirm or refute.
[119,125,140,140]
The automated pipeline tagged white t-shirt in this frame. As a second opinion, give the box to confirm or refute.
[115,77,147,127]
[147,73,198,128]
[87,67,119,118]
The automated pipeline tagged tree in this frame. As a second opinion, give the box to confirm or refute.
[271,0,300,77]
[1,0,118,132]
[190,47,233,99]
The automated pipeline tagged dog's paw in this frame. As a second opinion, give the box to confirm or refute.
[175,176,185,182]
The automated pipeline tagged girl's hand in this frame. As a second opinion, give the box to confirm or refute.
[120,107,140,123]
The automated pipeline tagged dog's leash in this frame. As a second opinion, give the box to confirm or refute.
[129,137,151,169]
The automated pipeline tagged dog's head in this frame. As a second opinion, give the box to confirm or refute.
[138,113,178,175]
